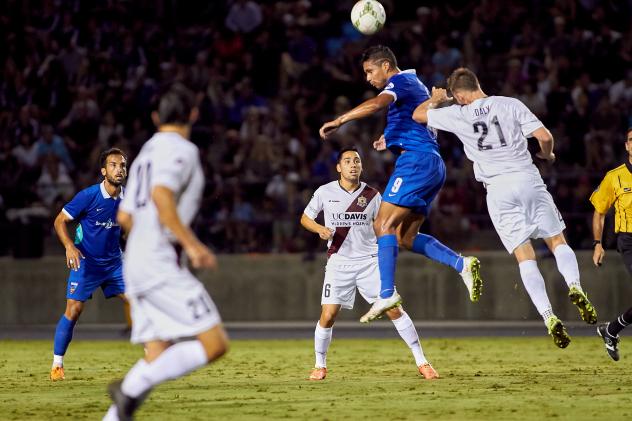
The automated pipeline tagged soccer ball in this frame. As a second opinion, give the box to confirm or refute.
[351,0,386,35]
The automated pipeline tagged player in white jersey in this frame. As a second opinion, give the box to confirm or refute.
[103,85,228,421]
[412,68,597,348]
[301,148,439,380]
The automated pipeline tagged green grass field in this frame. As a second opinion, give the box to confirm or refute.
[1,337,631,420]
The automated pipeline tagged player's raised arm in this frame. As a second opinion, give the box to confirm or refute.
[412,87,451,124]
[319,94,393,139]
[152,185,217,269]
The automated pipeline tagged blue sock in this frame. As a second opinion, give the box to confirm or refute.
[378,234,399,298]
[411,234,463,272]
[53,315,77,356]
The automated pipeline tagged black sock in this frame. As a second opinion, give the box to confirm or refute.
[607,306,632,337]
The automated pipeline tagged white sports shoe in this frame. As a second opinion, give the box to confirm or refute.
[360,292,402,323]
[460,256,483,302]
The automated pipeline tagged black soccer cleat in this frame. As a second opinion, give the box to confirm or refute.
[597,324,620,361]
[107,379,150,421]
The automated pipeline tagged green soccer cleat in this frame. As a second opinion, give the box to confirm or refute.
[546,316,571,349]
[460,256,483,302]
[569,287,597,324]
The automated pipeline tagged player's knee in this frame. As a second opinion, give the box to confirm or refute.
[65,301,84,320]
[320,311,337,327]
[373,219,393,237]
[203,337,229,362]
[198,326,230,362]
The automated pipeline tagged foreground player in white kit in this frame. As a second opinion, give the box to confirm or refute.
[413,68,597,348]
[104,85,228,420]
[301,148,439,380]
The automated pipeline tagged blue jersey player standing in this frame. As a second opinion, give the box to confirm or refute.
[319,46,483,323]
[50,148,128,381]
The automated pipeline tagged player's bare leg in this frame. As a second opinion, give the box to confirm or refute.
[309,304,340,380]
[360,203,410,323]
[117,294,132,333]
[386,306,439,379]
[106,325,229,420]
[543,233,597,324]
[514,242,570,348]
[51,299,85,380]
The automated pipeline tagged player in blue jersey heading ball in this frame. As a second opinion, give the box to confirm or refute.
[50,147,128,381]
[319,46,483,323]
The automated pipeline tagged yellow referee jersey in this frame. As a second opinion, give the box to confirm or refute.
[590,163,632,233]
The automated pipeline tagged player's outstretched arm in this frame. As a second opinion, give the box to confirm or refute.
[531,127,555,162]
[53,210,84,271]
[319,94,393,139]
[592,210,606,267]
[152,185,217,269]
[412,87,451,124]
[300,213,334,240]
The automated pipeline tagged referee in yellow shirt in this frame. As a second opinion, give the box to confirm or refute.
[590,127,632,361]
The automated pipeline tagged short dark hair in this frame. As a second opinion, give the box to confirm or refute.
[100,147,127,168]
[447,67,480,93]
[157,83,196,125]
[360,45,397,70]
[337,147,360,163]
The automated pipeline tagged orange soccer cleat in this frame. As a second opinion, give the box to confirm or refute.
[418,363,439,379]
[309,367,327,381]
[50,366,65,381]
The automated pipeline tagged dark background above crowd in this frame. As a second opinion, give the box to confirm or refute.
[0,0,630,257]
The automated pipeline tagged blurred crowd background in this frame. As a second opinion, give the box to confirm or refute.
[0,0,631,257]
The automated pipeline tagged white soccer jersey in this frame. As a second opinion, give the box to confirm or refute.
[427,96,544,184]
[304,181,381,259]
[119,131,205,294]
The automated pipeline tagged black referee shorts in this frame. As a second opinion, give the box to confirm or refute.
[617,233,632,276]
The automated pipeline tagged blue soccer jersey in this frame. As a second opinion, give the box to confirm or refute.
[62,182,123,265]
[380,69,439,156]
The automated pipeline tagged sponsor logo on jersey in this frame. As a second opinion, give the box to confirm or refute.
[332,212,368,220]
[95,218,119,229]
[625,187,631,192]
[357,196,367,208]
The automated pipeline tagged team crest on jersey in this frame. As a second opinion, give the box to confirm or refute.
[357,196,368,208]
[69,282,78,294]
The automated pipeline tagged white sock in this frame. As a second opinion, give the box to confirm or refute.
[121,359,149,398]
[52,354,64,368]
[391,311,427,366]
[552,244,582,290]
[102,405,119,421]
[121,341,208,398]
[314,322,332,368]
[518,260,554,322]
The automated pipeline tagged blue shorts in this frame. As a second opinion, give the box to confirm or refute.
[383,151,446,215]
[66,260,125,301]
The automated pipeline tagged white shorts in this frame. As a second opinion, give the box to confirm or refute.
[322,254,381,309]
[128,274,221,344]
[486,174,566,254]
